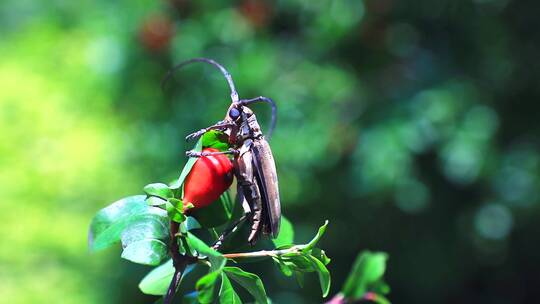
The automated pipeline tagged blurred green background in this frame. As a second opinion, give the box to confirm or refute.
[1,0,539,303]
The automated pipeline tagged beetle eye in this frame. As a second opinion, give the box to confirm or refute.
[229,108,240,120]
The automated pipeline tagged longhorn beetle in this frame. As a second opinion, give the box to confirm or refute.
[164,58,281,245]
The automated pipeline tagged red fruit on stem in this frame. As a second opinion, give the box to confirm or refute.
[183,148,234,211]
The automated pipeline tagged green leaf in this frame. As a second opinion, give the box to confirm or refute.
[144,183,173,199]
[311,248,331,266]
[89,195,168,251]
[119,215,169,246]
[274,244,294,250]
[202,130,230,151]
[224,267,268,304]
[166,198,186,223]
[281,254,315,272]
[139,260,195,296]
[118,216,169,266]
[196,270,221,304]
[183,217,202,232]
[219,273,242,304]
[272,216,294,248]
[139,259,175,295]
[273,257,293,277]
[170,137,203,190]
[342,251,389,299]
[121,239,168,266]
[146,196,167,207]
[307,255,331,297]
[186,232,225,272]
[303,220,329,252]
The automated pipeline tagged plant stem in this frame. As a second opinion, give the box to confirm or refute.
[164,221,197,304]
[222,245,305,259]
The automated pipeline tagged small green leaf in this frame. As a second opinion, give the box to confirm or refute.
[121,239,168,266]
[274,244,294,250]
[311,248,331,266]
[281,254,315,272]
[183,217,202,232]
[166,198,186,223]
[144,183,173,199]
[196,270,221,304]
[219,273,242,304]
[272,216,294,248]
[273,257,293,277]
[147,196,167,207]
[307,255,331,297]
[224,267,268,304]
[186,232,225,272]
[304,220,329,252]
[202,130,230,151]
[139,260,196,296]
[342,251,389,299]
[170,137,203,189]
[89,196,168,251]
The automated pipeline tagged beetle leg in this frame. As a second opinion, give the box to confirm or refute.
[236,181,262,244]
[234,144,264,244]
[240,180,262,244]
[211,215,247,250]
[185,148,239,158]
[185,121,235,141]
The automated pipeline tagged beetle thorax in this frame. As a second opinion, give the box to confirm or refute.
[235,112,262,143]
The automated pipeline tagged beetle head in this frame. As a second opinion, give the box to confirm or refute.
[224,102,254,123]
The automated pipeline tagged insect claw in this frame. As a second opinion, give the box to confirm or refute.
[185,150,198,158]
[185,130,205,142]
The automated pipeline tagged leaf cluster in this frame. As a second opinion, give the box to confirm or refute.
[88,131,335,303]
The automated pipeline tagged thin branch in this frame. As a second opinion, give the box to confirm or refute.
[222,245,306,260]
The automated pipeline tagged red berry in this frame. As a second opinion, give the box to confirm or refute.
[183,148,234,211]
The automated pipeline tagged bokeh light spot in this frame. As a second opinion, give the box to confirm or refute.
[474,204,513,240]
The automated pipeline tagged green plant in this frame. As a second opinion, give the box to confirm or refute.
[88,131,390,303]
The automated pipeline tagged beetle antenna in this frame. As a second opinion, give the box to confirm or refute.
[240,96,277,139]
[161,58,239,103]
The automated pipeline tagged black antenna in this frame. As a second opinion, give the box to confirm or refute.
[161,58,239,103]
[240,96,277,139]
